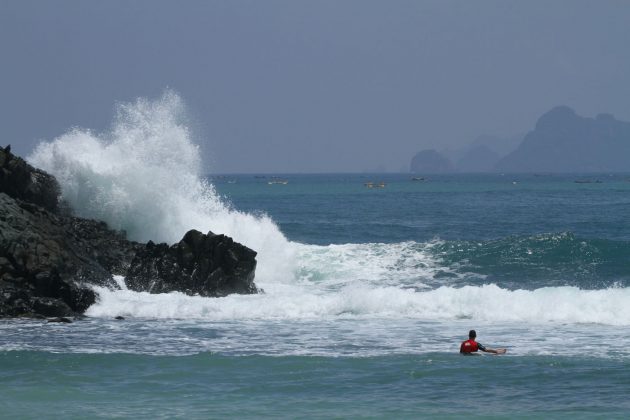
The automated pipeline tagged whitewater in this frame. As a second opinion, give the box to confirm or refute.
[22,92,630,357]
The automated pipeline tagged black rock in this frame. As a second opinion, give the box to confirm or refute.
[47,317,73,323]
[1,146,260,319]
[0,191,119,317]
[0,145,61,213]
[125,229,258,297]
[33,297,74,317]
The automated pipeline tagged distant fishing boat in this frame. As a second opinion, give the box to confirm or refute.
[364,181,386,188]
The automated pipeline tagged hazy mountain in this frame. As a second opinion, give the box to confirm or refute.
[456,145,500,172]
[410,149,453,173]
[441,134,521,173]
[496,106,630,172]
[469,134,523,158]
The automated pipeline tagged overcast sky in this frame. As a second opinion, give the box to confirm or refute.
[1,0,629,173]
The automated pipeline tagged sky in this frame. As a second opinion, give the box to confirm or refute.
[1,0,629,173]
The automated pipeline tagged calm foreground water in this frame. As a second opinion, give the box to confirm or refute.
[3,173,630,418]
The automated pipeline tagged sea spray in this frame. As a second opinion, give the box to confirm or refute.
[28,91,296,283]
[27,92,451,290]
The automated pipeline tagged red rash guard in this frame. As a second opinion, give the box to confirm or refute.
[460,339,479,353]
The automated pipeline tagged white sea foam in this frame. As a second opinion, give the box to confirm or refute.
[293,241,447,289]
[86,281,630,326]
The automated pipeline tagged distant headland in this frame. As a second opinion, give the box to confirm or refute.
[410,107,630,173]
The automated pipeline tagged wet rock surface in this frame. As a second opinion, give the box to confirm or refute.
[0,145,258,318]
[126,229,257,297]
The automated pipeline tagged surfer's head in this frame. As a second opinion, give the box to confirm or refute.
[469,330,476,339]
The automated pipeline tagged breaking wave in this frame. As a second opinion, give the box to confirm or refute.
[28,91,295,283]
[27,92,630,327]
[87,277,630,326]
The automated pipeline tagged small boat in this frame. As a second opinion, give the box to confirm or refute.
[364,181,386,188]
[411,177,425,181]
[268,179,288,185]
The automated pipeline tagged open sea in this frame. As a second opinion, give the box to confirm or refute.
[3,97,630,418]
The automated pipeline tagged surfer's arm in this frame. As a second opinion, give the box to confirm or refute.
[478,343,506,354]
[482,348,506,354]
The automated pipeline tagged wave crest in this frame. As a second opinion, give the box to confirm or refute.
[27,91,295,283]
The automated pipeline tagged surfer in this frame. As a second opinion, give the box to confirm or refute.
[460,330,506,355]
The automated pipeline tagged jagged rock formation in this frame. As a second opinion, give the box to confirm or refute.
[125,230,257,296]
[1,146,135,317]
[0,144,60,213]
[0,145,258,319]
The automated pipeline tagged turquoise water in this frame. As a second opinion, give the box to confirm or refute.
[3,351,630,419]
[3,173,630,418]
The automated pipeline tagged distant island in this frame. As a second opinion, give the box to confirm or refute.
[496,106,630,172]
[410,107,630,173]
[409,149,453,173]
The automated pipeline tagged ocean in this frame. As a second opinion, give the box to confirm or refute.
[3,95,630,418]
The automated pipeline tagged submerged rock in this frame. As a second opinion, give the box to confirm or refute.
[47,316,73,323]
[125,229,258,297]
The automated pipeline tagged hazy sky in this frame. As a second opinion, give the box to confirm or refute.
[2,0,629,173]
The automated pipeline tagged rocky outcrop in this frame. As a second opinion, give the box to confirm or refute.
[0,145,259,318]
[0,146,132,317]
[125,230,257,296]
[0,145,61,213]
